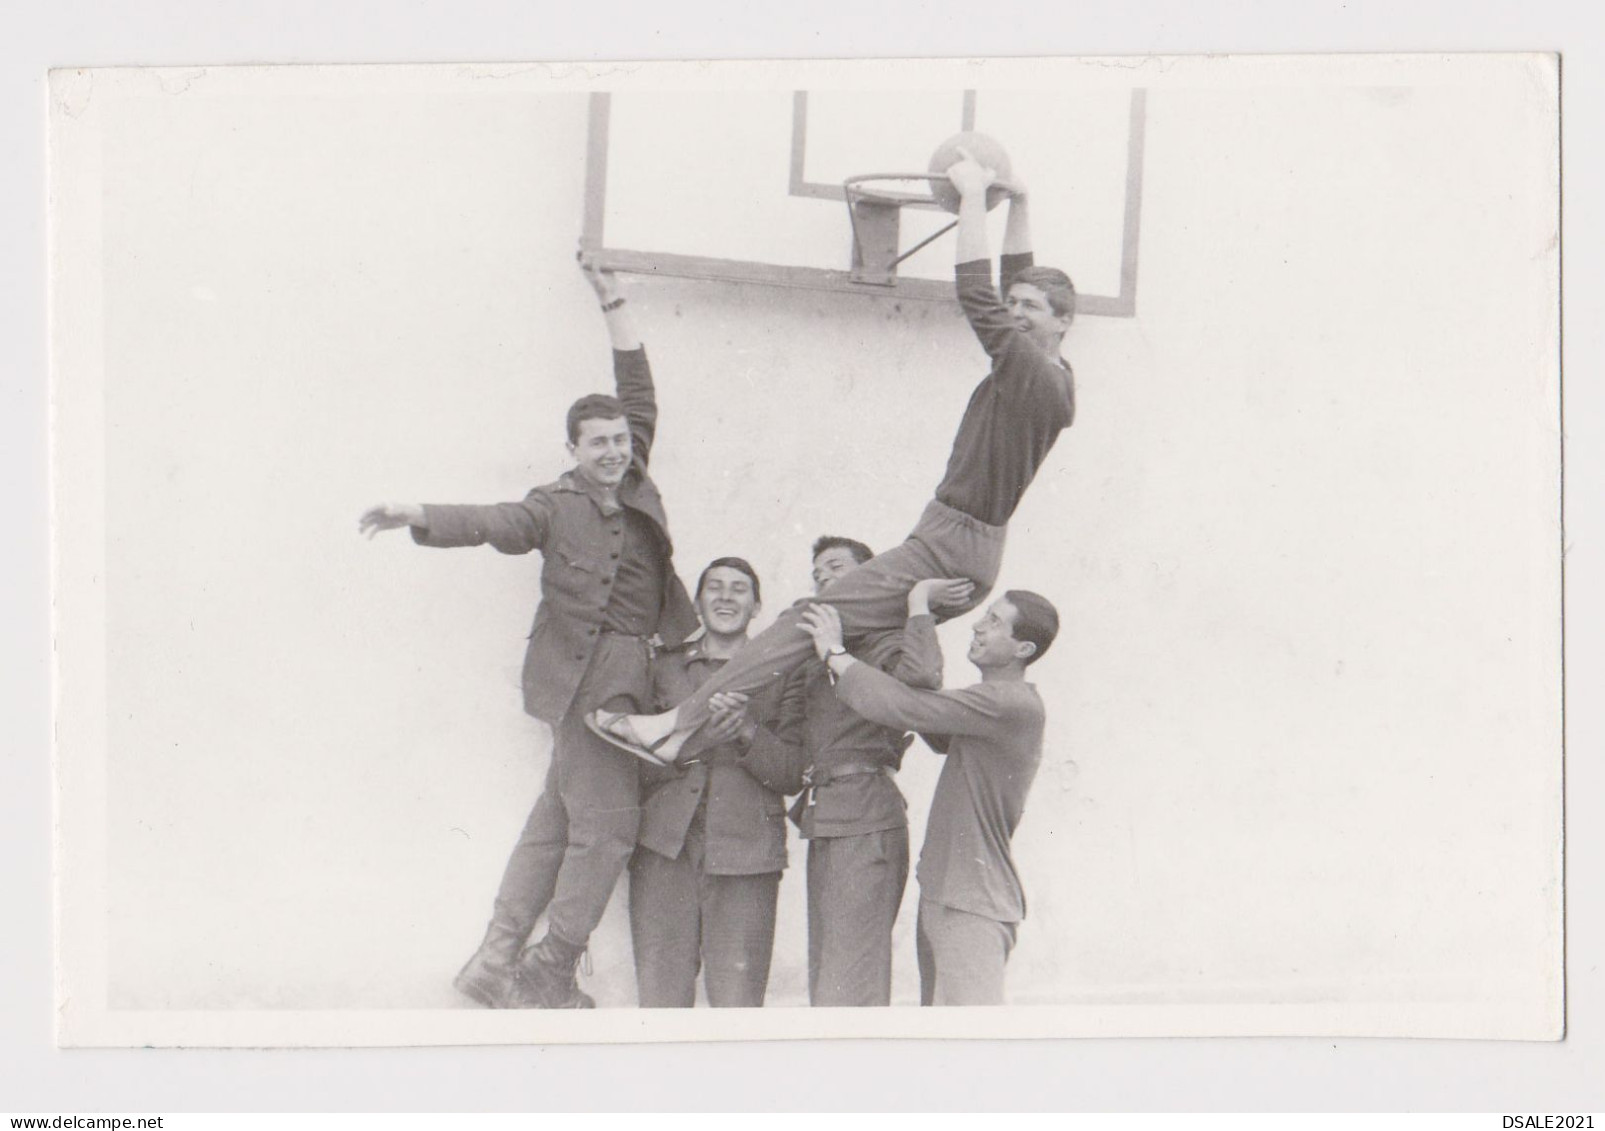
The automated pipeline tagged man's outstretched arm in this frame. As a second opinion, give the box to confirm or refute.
[799,603,1005,739]
[358,492,553,554]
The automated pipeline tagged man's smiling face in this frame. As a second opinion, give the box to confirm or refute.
[568,416,632,487]
[697,566,760,638]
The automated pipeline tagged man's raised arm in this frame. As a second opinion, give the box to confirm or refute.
[950,154,1028,360]
[579,255,658,468]
[880,578,972,691]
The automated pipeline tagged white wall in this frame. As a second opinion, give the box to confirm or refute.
[76,62,1558,1027]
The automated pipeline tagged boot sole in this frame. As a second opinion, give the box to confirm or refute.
[454,972,513,1009]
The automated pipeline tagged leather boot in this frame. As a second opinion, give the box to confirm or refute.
[453,916,529,1009]
[508,932,596,1009]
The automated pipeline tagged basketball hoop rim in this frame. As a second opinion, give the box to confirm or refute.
[843,171,1021,207]
[842,172,949,207]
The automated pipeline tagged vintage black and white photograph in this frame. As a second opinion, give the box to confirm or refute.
[49,53,1561,1047]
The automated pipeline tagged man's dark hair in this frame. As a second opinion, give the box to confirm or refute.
[697,556,761,603]
[811,535,874,566]
[566,394,627,444]
[1003,589,1060,666]
[1010,266,1077,325]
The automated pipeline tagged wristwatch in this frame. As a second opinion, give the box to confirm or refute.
[823,645,849,683]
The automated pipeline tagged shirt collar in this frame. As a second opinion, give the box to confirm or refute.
[557,468,626,515]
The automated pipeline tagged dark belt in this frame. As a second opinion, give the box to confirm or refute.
[804,761,891,788]
[790,762,893,827]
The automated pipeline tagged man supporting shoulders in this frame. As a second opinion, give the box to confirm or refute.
[759,537,965,1006]
[799,587,1061,1006]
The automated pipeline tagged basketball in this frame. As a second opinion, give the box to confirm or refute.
[928,131,1014,213]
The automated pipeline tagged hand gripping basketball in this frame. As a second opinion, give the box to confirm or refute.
[929,131,1017,213]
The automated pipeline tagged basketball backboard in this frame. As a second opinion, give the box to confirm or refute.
[583,87,1146,316]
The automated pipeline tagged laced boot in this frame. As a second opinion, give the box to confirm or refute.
[452,916,529,1008]
[508,932,595,1009]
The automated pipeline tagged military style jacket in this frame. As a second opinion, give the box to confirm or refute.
[412,348,698,724]
[635,637,810,875]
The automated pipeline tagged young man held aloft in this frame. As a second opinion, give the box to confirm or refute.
[591,153,1077,772]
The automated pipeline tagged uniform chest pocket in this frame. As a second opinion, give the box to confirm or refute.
[546,549,602,604]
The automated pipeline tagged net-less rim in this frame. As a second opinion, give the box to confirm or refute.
[842,172,950,206]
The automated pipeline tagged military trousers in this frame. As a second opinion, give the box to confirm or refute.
[627,821,781,1008]
[806,825,909,1007]
[490,631,652,949]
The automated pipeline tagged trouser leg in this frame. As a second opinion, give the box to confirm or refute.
[627,845,701,1008]
[455,757,567,1007]
[489,759,567,933]
[916,902,938,1007]
[700,870,781,1008]
[916,896,1017,1006]
[807,827,910,1007]
[545,703,643,947]
[679,501,1006,732]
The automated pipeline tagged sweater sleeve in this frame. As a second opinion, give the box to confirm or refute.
[956,252,1037,362]
[880,614,944,691]
[835,663,1010,739]
[955,259,1012,361]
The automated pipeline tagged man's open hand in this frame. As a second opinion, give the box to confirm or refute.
[358,502,424,539]
[909,577,976,615]
[800,603,846,660]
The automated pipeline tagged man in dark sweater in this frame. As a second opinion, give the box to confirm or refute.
[591,153,1076,768]
[798,589,1061,1006]
[358,259,697,1009]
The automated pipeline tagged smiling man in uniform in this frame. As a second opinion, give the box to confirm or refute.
[628,557,809,1008]
[358,258,696,1009]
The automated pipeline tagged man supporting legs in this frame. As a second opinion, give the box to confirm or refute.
[627,558,808,1007]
